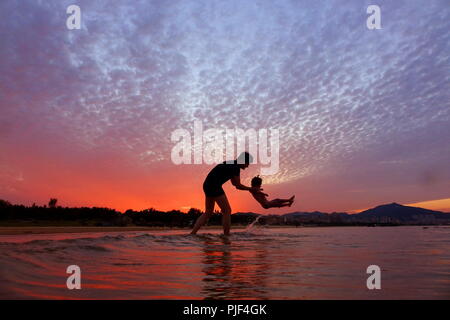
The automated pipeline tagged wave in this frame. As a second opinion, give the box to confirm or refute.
[0,228,310,255]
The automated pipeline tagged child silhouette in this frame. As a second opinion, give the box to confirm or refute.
[249,176,295,209]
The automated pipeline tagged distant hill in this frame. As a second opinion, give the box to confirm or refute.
[234,212,260,217]
[280,203,450,225]
[283,211,330,219]
[355,202,450,222]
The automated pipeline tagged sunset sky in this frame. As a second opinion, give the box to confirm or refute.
[1,0,449,214]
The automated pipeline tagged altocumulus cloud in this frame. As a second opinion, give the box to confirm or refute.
[0,0,449,211]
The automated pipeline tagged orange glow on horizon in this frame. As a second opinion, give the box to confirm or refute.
[3,147,449,214]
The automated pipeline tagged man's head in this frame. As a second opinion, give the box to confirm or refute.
[236,152,253,169]
[251,175,262,188]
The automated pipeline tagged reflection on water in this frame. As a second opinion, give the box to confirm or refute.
[0,226,449,299]
[200,235,269,299]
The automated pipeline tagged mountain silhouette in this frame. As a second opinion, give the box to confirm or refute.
[283,211,330,219]
[355,202,449,221]
[279,203,450,224]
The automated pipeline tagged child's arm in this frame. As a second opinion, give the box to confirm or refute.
[231,176,262,193]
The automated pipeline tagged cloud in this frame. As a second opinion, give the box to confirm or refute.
[0,0,449,211]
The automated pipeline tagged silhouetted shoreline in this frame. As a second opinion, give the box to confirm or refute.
[1,199,449,232]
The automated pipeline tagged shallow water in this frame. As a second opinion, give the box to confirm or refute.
[0,226,449,299]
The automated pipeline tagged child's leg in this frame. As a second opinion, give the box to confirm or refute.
[276,196,295,202]
[266,199,291,208]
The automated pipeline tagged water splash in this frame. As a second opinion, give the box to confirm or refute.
[245,215,263,233]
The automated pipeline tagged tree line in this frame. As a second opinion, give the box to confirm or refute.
[0,199,256,227]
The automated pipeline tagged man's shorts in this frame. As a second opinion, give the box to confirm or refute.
[203,182,225,198]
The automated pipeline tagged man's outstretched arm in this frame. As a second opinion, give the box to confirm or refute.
[231,176,261,192]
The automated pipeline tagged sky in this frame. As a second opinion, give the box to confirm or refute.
[0,0,449,213]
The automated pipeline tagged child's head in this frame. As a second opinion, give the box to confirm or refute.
[251,175,262,187]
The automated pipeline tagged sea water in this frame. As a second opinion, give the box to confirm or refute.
[0,226,449,299]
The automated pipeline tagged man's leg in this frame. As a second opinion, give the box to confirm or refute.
[215,194,232,236]
[190,196,215,234]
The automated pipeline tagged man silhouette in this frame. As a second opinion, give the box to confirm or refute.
[190,152,262,235]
